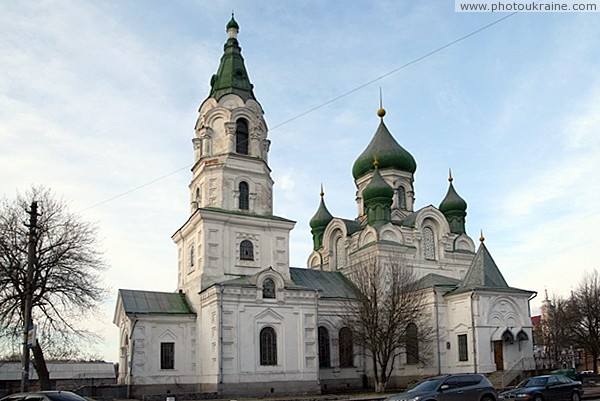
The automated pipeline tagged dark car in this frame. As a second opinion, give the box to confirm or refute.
[0,391,88,401]
[385,373,497,401]
[498,374,583,401]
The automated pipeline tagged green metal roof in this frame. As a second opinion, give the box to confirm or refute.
[208,18,255,102]
[363,166,394,205]
[290,268,356,299]
[446,242,534,296]
[352,119,416,180]
[118,289,195,315]
[309,195,334,230]
[415,273,461,290]
[439,180,467,215]
[213,267,356,299]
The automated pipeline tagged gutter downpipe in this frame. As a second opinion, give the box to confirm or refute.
[127,316,138,399]
[471,292,478,373]
[434,287,441,375]
[218,285,224,391]
[315,289,321,387]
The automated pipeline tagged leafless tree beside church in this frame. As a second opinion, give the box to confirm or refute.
[0,186,107,389]
[342,256,434,393]
[541,295,573,368]
[567,270,600,374]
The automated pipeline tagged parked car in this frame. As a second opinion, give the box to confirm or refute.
[0,391,89,401]
[385,373,497,401]
[498,374,583,401]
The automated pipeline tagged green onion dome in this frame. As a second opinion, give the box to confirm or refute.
[352,110,417,180]
[309,189,334,230]
[362,161,394,206]
[226,14,239,30]
[439,175,467,214]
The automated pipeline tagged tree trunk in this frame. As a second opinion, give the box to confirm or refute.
[375,380,387,393]
[31,344,51,390]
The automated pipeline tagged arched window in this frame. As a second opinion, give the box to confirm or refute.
[397,186,406,210]
[339,327,353,367]
[236,119,249,155]
[239,181,249,210]
[260,327,277,365]
[423,227,436,260]
[318,326,330,368]
[189,246,194,267]
[335,236,346,270]
[406,323,419,364]
[195,187,201,203]
[240,240,254,260]
[262,278,276,299]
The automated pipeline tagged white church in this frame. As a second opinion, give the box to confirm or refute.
[114,16,536,397]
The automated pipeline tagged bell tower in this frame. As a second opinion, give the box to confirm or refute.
[173,16,294,303]
[190,15,273,215]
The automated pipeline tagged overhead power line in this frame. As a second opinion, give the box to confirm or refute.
[81,165,192,211]
[83,12,518,211]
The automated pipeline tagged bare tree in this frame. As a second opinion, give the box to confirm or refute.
[0,186,107,389]
[568,270,600,373]
[541,295,574,369]
[343,256,433,393]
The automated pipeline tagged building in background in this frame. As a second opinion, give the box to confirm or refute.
[0,362,116,397]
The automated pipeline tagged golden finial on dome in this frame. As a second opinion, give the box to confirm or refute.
[448,168,453,183]
[373,154,379,169]
[320,183,324,198]
[377,87,386,119]
[479,230,485,242]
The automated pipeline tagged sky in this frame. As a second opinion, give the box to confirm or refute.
[1,1,599,362]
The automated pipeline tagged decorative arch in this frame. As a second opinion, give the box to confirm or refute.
[415,206,451,235]
[517,329,529,342]
[357,225,378,248]
[486,296,523,326]
[501,329,515,344]
[307,251,322,269]
[256,270,286,301]
[322,219,349,249]
[454,234,475,253]
[203,107,230,129]
[380,227,401,243]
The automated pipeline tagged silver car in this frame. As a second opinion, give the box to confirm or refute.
[386,373,497,401]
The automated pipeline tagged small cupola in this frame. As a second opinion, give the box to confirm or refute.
[309,186,334,250]
[363,157,393,227]
[439,170,467,234]
[208,14,255,102]
[226,13,239,38]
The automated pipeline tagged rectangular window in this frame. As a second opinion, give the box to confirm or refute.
[161,342,175,369]
[458,334,468,361]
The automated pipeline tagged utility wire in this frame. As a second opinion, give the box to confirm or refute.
[81,164,192,211]
[270,11,518,131]
[83,12,518,211]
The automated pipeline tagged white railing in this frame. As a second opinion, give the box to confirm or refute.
[502,357,535,388]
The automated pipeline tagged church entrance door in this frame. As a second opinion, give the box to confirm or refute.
[493,340,504,370]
